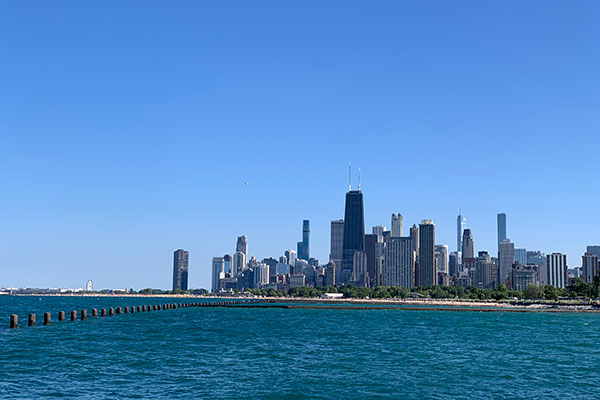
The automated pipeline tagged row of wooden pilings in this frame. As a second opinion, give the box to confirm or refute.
[8,299,268,329]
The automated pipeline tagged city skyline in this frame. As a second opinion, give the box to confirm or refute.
[2,1,599,290]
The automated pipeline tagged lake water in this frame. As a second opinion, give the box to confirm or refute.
[1,295,599,399]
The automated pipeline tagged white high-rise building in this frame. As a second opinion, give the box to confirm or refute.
[391,214,403,238]
[285,249,297,268]
[384,237,414,288]
[254,263,270,287]
[233,252,246,277]
[435,245,449,274]
[212,257,225,293]
[546,253,567,288]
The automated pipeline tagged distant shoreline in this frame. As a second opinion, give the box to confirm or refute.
[5,293,599,312]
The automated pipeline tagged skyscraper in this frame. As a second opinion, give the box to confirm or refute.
[497,213,507,251]
[364,233,377,287]
[417,220,435,286]
[351,251,368,286]
[236,235,248,257]
[172,249,189,291]
[211,257,225,293]
[498,239,514,286]
[233,251,246,277]
[461,229,474,259]
[284,249,297,268]
[474,251,496,289]
[449,251,459,276]
[253,263,270,288]
[384,237,414,288]
[372,225,385,237]
[410,224,419,257]
[391,213,403,237]
[546,253,567,288]
[582,253,599,283]
[223,254,232,275]
[330,219,344,267]
[435,245,449,274]
[341,189,365,284]
[514,248,527,265]
[296,220,310,260]
[456,212,466,253]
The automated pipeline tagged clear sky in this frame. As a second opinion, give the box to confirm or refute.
[1,1,599,290]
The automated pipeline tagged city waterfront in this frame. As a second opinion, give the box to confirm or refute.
[1,296,599,399]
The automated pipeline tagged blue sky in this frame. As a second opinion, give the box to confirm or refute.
[1,1,599,289]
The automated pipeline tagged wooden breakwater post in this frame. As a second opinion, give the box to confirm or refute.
[44,312,51,325]
[10,314,18,329]
[116,307,122,315]
[58,311,65,321]
[101,309,106,317]
[70,310,77,321]
[124,306,129,314]
[137,306,141,312]
[81,310,87,321]
[130,306,135,313]
[92,309,98,317]
[109,308,114,316]
[28,313,36,327]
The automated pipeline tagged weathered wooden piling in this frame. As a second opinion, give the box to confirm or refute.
[130,306,135,313]
[28,313,36,327]
[92,309,98,317]
[116,307,122,314]
[109,307,114,316]
[142,305,146,312]
[70,310,77,321]
[137,306,141,312]
[153,305,157,311]
[58,311,66,321]
[44,312,51,325]
[101,309,106,317]
[10,314,18,329]
[81,309,87,321]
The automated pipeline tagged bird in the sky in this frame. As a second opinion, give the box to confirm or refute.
[244,182,249,186]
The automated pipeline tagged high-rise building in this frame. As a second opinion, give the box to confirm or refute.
[330,219,344,267]
[410,224,419,257]
[232,252,246,277]
[211,257,225,293]
[417,220,435,286]
[457,213,467,253]
[351,251,369,286]
[586,245,600,259]
[364,233,378,287]
[254,263,270,287]
[223,254,232,275]
[384,237,414,288]
[297,220,310,260]
[514,248,527,265]
[435,245,448,274]
[391,213,403,237]
[372,225,386,237]
[498,239,514,286]
[582,253,599,283]
[497,213,507,251]
[284,249,297,268]
[172,249,189,291]
[449,251,459,276]
[546,253,567,288]
[475,251,496,289]
[236,235,248,257]
[341,189,365,284]
[461,229,474,259]
[527,251,546,266]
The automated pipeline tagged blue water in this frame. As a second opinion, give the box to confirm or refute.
[1,295,599,399]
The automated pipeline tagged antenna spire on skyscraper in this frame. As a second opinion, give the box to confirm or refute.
[358,167,361,191]
[348,162,352,191]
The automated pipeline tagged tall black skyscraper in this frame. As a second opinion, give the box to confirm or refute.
[341,190,365,283]
[173,249,189,291]
[417,220,435,286]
